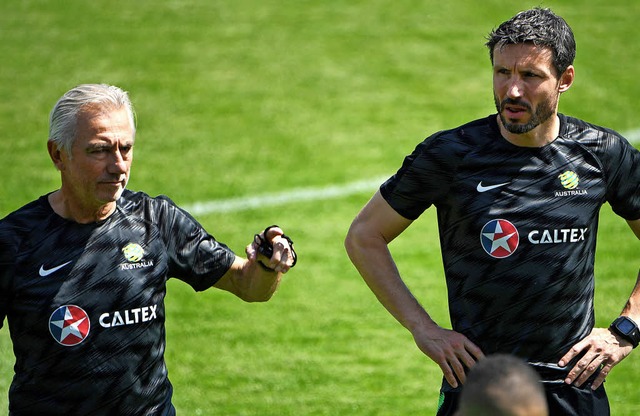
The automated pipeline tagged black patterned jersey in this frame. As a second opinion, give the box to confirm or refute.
[0,189,236,415]
[381,114,640,366]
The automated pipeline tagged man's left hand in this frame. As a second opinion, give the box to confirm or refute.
[247,225,297,273]
[558,327,633,389]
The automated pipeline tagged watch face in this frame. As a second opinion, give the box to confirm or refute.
[619,319,636,333]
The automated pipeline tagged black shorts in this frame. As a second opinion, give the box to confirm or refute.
[436,382,610,416]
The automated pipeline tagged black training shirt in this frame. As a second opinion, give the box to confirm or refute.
[0,189,236,415]
[381,114,640,369]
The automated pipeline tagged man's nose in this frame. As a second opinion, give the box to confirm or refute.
[108,151,128,174]
[506,76,524,98]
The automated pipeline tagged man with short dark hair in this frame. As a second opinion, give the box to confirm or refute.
[345,8,640,415]
[456,354,548,416]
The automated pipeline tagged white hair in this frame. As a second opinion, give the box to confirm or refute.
[48,84,136,155]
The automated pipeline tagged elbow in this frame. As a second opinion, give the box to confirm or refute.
[241,291,275,303]
[344,226,355,258]
[344,220,365,259]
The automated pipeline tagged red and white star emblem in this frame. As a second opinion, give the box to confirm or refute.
[49,305,91,346]
[480,219,519,258]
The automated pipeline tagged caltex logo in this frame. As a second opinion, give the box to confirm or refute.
[480,219,519,258]
[49,305,91,346]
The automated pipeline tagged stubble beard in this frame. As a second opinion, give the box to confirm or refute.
[494,94,556,134]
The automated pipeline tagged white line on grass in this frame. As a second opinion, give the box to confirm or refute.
[184,129,640,215]
[184,176,389,215]
[626,128,640,143]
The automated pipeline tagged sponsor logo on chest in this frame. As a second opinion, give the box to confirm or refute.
[480,219,519,258]
[527,228,588,244]
[554,170,588,197]
[49,303,159,345]
[120,242,154,270]
[476,168,593,256]
[99,305,158,328]
[49,305,91,346]
[480,220,589,257]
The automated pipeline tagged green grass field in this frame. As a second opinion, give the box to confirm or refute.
[1,0,639,414]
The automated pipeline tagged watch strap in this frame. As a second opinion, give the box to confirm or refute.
[610,316,640,348]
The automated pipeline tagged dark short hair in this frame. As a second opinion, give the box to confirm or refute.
[457,354,548,416]
[486,8,576,76]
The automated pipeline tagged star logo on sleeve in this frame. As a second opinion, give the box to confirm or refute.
[49,305,91,346]
[480,219,520,258]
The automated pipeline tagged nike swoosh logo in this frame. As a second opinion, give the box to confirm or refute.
[39,261,73,277]
[476,181,509,193]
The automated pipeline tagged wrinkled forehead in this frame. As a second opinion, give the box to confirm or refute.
[492,43,555,69]
[79,102,135,130]
[75,105,136,143]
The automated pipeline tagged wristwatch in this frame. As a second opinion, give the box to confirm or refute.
[610,316,640,348]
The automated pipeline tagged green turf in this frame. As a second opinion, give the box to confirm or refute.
[1,0,640,414]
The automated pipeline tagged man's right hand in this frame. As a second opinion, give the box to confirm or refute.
[412,325,484,388]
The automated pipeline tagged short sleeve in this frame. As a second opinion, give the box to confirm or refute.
[380,134,458,220]
[601,134,640,220]
[154,196,237,291]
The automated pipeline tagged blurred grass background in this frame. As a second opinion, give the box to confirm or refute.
[1,0,639,414]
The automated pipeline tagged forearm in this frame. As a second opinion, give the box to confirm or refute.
[345,228,485,388]
[217,257,283,302]
[620,271,640,321]
[345,193,484,386]
[620,220,640,321]
[345,228,437,333]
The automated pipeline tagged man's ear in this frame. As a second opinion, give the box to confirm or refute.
[48,140,65,171]
[558,65,575,93]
